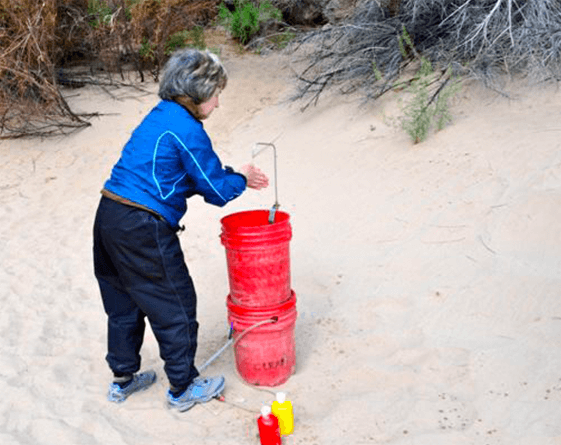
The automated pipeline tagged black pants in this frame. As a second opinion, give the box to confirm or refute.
[93,196,199,389]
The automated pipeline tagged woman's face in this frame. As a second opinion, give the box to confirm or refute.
[199,93,220,119]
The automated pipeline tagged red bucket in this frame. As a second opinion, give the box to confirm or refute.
[220,210,292,307]
[227,291,297,387]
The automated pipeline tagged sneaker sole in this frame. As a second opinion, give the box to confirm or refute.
[174,401,196,412]
[169,380,225,412]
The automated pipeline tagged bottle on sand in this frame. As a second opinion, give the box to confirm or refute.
[272,392,294,435]
[257,405,281,445]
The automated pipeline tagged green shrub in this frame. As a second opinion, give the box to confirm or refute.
[88,0,140,28]
[400,57,434,144]
[189,26,206,50]
[165,26,207,55]
[88,0,113,28]
[398,27,461,144]
[139,37,156,62]
[165,30,187,55]
[218,0,282,45]
[433,69,461,132]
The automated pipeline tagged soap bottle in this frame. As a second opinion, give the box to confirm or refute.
[271,392,294,435]
[257,405,281,445]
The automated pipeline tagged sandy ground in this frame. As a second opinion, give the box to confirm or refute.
[1,44,561,445]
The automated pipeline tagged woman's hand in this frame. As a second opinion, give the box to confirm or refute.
[239,164,269,190]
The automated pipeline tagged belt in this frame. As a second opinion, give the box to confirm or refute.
[100,189,165,222]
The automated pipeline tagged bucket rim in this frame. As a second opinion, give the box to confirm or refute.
[220,209,290,229]
[220,235,292,248]
[227,290,296,315]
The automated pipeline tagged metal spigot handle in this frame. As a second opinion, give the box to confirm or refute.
[252,142,279,223]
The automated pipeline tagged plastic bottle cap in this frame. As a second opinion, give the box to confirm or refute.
[261,405,272,416]
[276,392,286,404]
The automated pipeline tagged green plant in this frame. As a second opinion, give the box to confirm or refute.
[398,24,416,59]
[400,57,434,144]
[372,61,383,81]
[139,37,156,61]
[218,0,282,45]
[269,29,296,49]
[433,68,462,131]
[124,0,142,20]
[398,27,461,144]
[165,30,188,55]
[88,0,113,28]
[165,26,207,55]
[188,26,206,50]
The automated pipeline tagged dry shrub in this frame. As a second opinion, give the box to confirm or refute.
[290,0,561,108]
[56,0,92,65]
[83,1,143,81]
[129,0,219,76]
[0,0,221,139]
[0,0,92,138]
[82,0,220,80]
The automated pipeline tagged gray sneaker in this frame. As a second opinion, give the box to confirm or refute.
[167,375,225,412]
[107,371,157,403]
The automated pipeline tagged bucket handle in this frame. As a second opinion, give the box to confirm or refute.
[198,317,278,372]
[233,316,278,346]
[252,142,279,224]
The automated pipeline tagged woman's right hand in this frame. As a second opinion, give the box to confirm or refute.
[239,164,269,190]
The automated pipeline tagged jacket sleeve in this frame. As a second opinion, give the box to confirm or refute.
[175,128,247,207]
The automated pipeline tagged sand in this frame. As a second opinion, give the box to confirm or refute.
[1,45,561,445]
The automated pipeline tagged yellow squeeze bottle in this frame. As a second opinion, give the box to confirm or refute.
[271,392,294,435]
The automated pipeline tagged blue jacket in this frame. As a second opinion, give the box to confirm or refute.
[103,100,247,227]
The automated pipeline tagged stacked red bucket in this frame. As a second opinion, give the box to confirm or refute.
[220,209,296,387]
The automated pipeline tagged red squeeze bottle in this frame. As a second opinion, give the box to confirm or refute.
[257,405,281,445]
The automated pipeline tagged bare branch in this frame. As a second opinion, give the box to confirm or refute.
[288,0,561,107]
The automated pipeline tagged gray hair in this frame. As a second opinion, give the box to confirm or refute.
[158,49,228,104]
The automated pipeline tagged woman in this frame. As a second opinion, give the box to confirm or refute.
[93,49,269,412]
